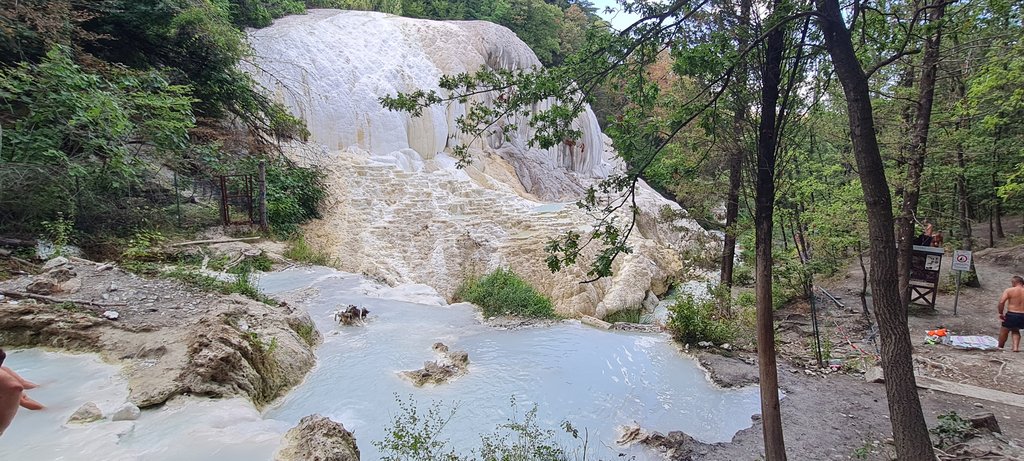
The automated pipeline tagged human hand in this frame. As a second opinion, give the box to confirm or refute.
[19,394,43,411]
[1000,313,1006,321]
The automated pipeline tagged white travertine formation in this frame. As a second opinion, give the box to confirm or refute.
[247,10,711,316]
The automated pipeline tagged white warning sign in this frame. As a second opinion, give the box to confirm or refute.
[951,250,972,272]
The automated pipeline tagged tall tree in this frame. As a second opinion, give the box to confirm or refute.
[815,0,936,457]
[896,0,949,307]
[753,2,788,456]
[720,0,751,292]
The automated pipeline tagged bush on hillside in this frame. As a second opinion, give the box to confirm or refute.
[666,294,735,345]
[456,268,555,318]
[264,161,327,235]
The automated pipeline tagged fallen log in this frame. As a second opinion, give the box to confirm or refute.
[580,315,612,330]
[0,237,37,247]
[166,236,261,248]
[915,375,1024,408]
[0,290,127,308]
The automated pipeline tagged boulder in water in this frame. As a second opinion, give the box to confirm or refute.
[275,414,360,461]
[67,402,103,424]
[110,402,141,421]
[402,342,469,386]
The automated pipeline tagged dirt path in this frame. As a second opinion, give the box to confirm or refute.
[689,228,1024,460]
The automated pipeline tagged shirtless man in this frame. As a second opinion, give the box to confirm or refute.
[997,276,1024,352]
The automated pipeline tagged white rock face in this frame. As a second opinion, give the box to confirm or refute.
[247,9,606,201]
[246,10,711,316]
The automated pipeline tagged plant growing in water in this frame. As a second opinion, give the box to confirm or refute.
[456,268,555,318]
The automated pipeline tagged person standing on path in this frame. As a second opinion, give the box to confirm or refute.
[997,276,1024,352]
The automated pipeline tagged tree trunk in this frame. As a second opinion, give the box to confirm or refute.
[719,0,751,295]
[953,64,980,286]
[720,145,743,292]
[989,211,996,248]
[816,0,936,458]
[857,240,871,323]
[754,7,787,459]
[956,142,972,251]
[995,201,1005,239]
[896,0,947,310]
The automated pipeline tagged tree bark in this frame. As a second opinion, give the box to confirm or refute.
[896,0,947,309]
[816,0,936,458]
[995,201,1005,238]
[754,7,787,459]
[719,0,751,294]
[953,62,980,286]
[989,211,996,248]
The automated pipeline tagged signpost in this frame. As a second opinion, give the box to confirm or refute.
[951,249,973,316]
[908,245,944,309]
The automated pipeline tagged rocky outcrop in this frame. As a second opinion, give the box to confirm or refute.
[618,424,712,461]
[246,11,711,318]
[401,342,470,386]
[275,414,360,461]
[176,297,317,407]
[0,260,320,409]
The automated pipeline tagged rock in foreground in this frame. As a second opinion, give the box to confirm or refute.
[67,402,103,424]
[275,414,360,461]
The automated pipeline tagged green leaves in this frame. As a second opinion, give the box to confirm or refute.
[455,268,556,318]
[0,46,195,170]
[0,45,198,232]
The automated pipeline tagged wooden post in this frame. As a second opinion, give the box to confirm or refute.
[219,175,228,226]
[174,171,182,228]
[258,161,269,233]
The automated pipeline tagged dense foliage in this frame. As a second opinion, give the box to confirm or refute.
[0,0,321,244]
[456,268,556,318]
[197,0,605,66]
[0,46,195,233]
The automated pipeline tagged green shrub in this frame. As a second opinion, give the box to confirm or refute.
[930,411,973,448]
[735,291,756,309]
[0,47,195,235]
[228,251,274,274]
[40,212,75,256]
[456,268,555,318]
[264,162,327,236]
[284,235,334,266]
[165,265,276,305]
[292,321,318,346]
[374,395,582,461]
[603,307,644,324]
[666,294,735,345]
[732,262,754,286]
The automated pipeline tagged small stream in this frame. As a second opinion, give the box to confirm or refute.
[0,266,759,460]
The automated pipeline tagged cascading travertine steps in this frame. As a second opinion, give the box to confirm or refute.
[248,10,712,316]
